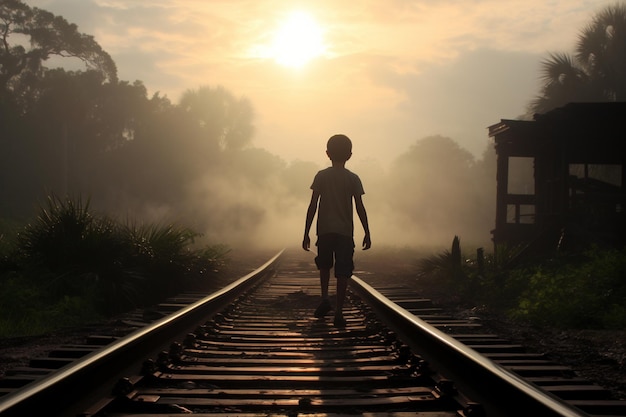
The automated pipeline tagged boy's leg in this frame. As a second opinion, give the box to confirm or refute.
[314,235,334,318]
[314,268,332,317]
[333,277,348,327]
[335,276,348,310]
[319,268,330,299]
[333,236,354,327]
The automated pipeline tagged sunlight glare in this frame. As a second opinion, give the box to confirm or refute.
[270,11,326,68]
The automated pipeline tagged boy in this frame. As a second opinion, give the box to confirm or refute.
[302,134,371,327]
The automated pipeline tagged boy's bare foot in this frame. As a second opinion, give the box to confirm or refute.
[314,299,332,318]
[333,313,346,328]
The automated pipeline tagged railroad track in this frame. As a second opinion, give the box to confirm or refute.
[0,248,625,416]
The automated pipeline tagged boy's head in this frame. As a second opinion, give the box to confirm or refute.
[326,134,352,162]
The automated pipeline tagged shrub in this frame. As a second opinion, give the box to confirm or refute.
[511,246,626,328]
[0,194,228,336]
[0,218,20,272]
[418,238,626,329]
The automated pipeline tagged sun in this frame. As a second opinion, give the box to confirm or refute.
[269,11,326,68]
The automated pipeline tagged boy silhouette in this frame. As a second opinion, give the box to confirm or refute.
[302,134,371,327]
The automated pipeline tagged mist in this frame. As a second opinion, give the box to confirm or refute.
[122,134,497,255]
[0,78,498,258]
[1,1,503,258]
[6,0,618,258]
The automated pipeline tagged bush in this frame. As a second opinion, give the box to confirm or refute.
[418,238,626,329]
[0,195,228,337]
[0,218,20,272]
[415,236,468,295]
[511,246,626,328]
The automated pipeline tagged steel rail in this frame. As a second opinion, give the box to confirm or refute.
[349,274,591,417]
[0,249,284,417]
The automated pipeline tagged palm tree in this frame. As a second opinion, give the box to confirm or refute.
[529,3,626,114]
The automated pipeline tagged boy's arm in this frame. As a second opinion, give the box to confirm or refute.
[354,195,371,250]
[303,190,320,251]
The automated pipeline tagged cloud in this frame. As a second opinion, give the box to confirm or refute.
[371,48,543,153]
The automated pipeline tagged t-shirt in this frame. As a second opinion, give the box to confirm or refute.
[311,167,364,237]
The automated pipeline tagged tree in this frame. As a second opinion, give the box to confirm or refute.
[32,71,157,190]
[0,69,156,215]
[0,0,117,98]
[529,3,626,114]
[179,86,254,151]
[385,135,484,243]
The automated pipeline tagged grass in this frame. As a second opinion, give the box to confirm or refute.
[416,237,626,329]
[0,195,228,337]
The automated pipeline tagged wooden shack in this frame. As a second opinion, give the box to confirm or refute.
[488,102,626,254]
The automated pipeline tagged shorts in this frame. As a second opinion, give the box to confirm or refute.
[315,233,355,278]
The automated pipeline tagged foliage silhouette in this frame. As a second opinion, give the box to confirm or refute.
[530,3,626,114]
[0,1,502,252]
[418,240,626,329]
[0,194,227,335]
[179,86,254,151]
[0,0,117,96]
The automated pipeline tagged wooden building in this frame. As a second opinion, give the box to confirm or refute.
[488,102,626,255]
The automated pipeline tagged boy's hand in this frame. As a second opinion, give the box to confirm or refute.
[302,235,311,251]
[362,233,371,250]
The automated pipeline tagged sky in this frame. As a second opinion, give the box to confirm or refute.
[33,0,616,168]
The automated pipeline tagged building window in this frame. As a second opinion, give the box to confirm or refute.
[569,163,623,214]
[508,157,535,195]
[507,203,536,224]
[569,163,622,187]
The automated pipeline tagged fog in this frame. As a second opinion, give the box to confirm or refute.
[140,134,497,255]
[8,0,618,258]
[1,1,522,257]
[2,98,498,256]
[0,75,498,257]
[7,0,617,258]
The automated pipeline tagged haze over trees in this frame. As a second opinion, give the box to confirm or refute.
[1,0,498,250]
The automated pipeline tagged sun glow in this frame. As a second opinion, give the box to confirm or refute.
[269,11,326,68]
